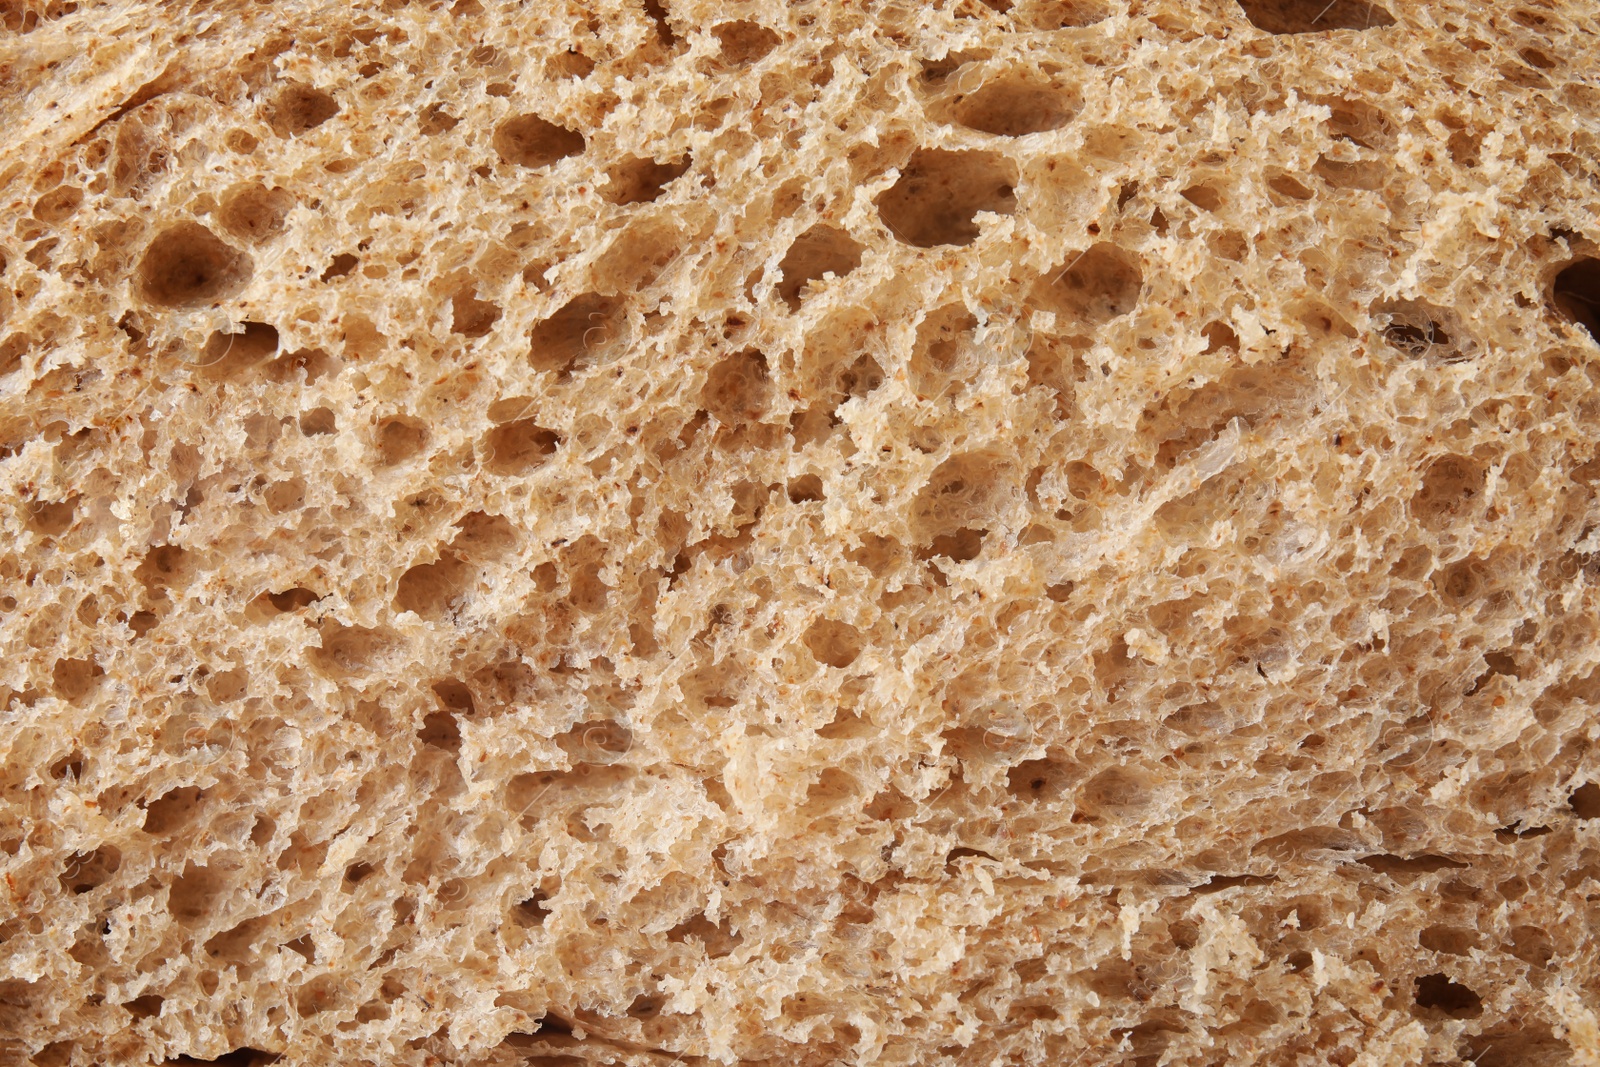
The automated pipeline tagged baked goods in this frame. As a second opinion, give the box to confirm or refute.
[3,0,1600,1064]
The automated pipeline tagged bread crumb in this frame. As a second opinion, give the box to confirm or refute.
[3,1,1599,1065]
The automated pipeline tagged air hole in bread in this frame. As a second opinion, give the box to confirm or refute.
[265,346,335,384]
[26,494,75,535]
[563,535,611,612]
[483,420,560,475]
[1235,0,1395,33]
[529,292,624,376]
[418,103,460,134]
[804,619,863,668]
[1418,924,1480,956]
[1079,766,1156,820]
[298,407,336,436]
[135,545,193,593]
[452,511,518,555]
[949,78,1079,136]
[1413,973,1482,1018]
[268,82,339,137]
[1007,758,1073,800]
[419,710,462,752]
[1312,155,1386,191]
[1431,555,1487,607]
[395,553,470,619]
[0,333,28,378]
[1552,257,1600,344]
[547,49,595,80]
[1373,299,1470,362]
[920,527,986,562]
[1014,0,1114,29]
[1201,321,1240,353]
[1265,172,1315,200]
[511,891,549,927]
[911,451,1019,558]
[1180,184,1224,212]
[643,0,678,45]
[602,153,692,206]
[1413,454,1485,528]
[264,478,305,512]
[199,321,279,377]
[556,719,634,761]
[168,862,226,921]
[1032,243,1143,327]
[701,349,772,426]
[832,356,883,412]
[59,846,120,894]
[124,994,163,1020]
[219,183,293,244]
[493,113,585,169]
[775,225,864,310]
[1318,96,1396,149]
[137,223,252,308]
[1571,782,1600,818]
[910,303,979,396]
[804,768,861,817]
[713,20,780,64]
[33,185,83,225]
[877,148,1017,248]
[787,474,824,503]
[143,786,202,836]
[206,667,248,702]
[375,417,428,466]
[450,287,501,337]
[668,913,741,957]
[320,253,359,282]
[310,621,403,679]
[49,751,84,780]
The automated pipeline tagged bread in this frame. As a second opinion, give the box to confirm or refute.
[4,0,1600,1064]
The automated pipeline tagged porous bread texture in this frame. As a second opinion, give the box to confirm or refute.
[2,0,1600,1064]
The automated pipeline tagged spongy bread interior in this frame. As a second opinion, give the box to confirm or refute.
[3,0,1600,1065]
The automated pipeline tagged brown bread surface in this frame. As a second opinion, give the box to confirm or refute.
[3,1,1600,1065]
